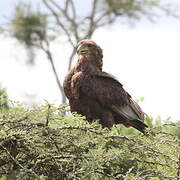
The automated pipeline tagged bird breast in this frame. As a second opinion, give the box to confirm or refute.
[71,71,84,100]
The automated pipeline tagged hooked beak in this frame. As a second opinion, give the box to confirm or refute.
[77,46,89,55]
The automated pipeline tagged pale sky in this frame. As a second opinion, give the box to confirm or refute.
[0,1,180,121]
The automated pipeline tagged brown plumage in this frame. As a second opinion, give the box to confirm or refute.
[63,39,148,133]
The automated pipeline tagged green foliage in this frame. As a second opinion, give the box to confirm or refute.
[0,88,9,110]
[105,0,160,16]
[0,102,179,179]
[11,3,47,47]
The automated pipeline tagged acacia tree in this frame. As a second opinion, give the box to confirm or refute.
[7,0,179,103]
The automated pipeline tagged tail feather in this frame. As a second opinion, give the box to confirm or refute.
[112,105,148,133]
[127,119,148,133]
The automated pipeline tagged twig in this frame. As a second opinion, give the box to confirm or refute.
[48,0,79,41]
[45,103,51,126]
[43,0,75,47]
[177,155,180,180]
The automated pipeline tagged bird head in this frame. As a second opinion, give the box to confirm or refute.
[77,39,103,69]
[77,39,103,57]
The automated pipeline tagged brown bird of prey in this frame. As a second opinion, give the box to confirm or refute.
[63,39,148,133]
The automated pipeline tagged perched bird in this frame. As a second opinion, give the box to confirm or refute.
[63,39,148,133]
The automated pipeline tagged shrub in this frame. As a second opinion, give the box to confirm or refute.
[0,103,179,179]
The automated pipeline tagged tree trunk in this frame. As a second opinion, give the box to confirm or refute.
[47,50,66,104]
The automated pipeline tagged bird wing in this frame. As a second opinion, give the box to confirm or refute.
[80,73,147,132]
[81,73,129,107]
[63,67,75,99]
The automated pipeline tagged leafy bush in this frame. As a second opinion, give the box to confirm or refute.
[0,102,179,179]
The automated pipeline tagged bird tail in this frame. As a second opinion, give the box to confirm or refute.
[126,118,148,133]
[112,105,148,133]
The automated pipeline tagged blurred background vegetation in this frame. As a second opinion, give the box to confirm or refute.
[1,0,179,103]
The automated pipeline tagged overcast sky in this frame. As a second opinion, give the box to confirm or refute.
[0,0,180,121]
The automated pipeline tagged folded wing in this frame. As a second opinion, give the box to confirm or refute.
[80,73,148,133]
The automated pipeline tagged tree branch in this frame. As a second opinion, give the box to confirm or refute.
[47,0,79,42]
[43,0,75,48]
[37,40,66,103]
[85,0,98,38]
[68,46,77,71]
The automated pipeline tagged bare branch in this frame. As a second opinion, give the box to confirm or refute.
[48,0,79,42]
[69,0,79,42]
[85,0,98,38]
[35,39,66,103]
[43,0,75,48]
[68,46,77,71]
[69,0,76,21]
[94,11,111,27]
[47,0,63,11]
[65,0,70,12]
